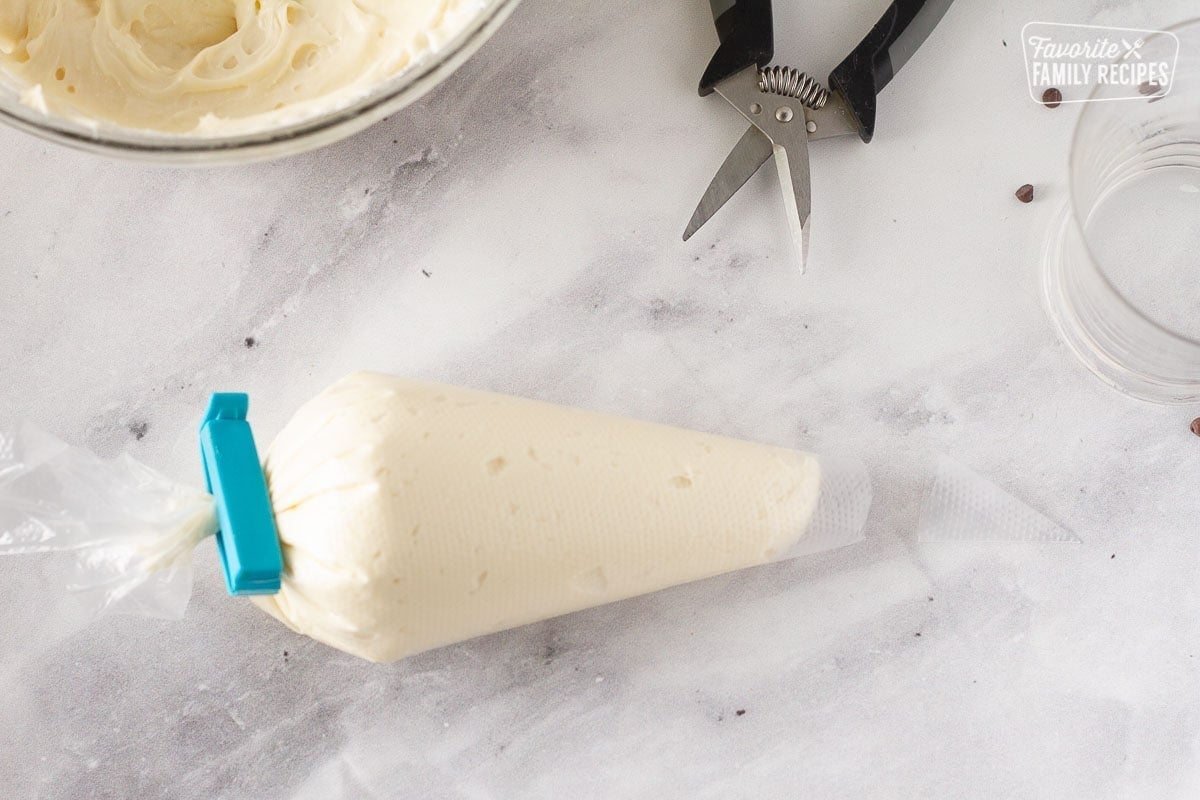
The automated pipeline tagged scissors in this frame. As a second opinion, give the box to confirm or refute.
[683,0,955,271]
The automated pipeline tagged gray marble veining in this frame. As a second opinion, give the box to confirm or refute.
[2,0,1199,797]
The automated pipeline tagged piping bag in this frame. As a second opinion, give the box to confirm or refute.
[0,372,871,663]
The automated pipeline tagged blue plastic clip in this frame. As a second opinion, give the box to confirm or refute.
[198,393,283,595]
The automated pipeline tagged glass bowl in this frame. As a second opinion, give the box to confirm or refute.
[0,0,521,165]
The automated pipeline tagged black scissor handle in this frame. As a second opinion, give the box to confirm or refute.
[698,0,773,96]
[829,0,954,143]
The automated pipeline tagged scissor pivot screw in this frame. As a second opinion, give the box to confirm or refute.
[775,106,794,123]
[805,120,817,133]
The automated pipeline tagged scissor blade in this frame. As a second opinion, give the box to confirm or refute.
[770,136,812,273]
[683,124,773,242]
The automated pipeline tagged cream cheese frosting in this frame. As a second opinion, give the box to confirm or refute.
[0,0,485,134]
[255,373,823,662]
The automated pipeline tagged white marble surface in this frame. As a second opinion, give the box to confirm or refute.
[3,0,1200,797]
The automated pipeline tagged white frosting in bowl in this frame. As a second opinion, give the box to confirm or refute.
[0,0,485,135]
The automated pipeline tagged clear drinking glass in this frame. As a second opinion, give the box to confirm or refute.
[0,0,520,164]
[1042,19,1200,403]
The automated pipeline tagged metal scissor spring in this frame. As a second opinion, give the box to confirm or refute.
[756,66,829,109]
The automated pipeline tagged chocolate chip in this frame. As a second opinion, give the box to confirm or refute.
[244,336,257,349]
[1190,417,1200,437]
[1015,184,1035,203]
[128,421,149,441]
[1042,87,1063,108]
[735,709,745,716]
[1139,81,1162,96]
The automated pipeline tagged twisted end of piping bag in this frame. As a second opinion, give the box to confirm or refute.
[199,394,282,595]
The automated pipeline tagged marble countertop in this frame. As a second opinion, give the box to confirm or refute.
[3,0,1199,797]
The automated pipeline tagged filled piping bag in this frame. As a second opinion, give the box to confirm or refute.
[1,372,871,662]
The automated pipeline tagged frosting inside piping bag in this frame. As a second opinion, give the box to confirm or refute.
[255,373,829,663]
